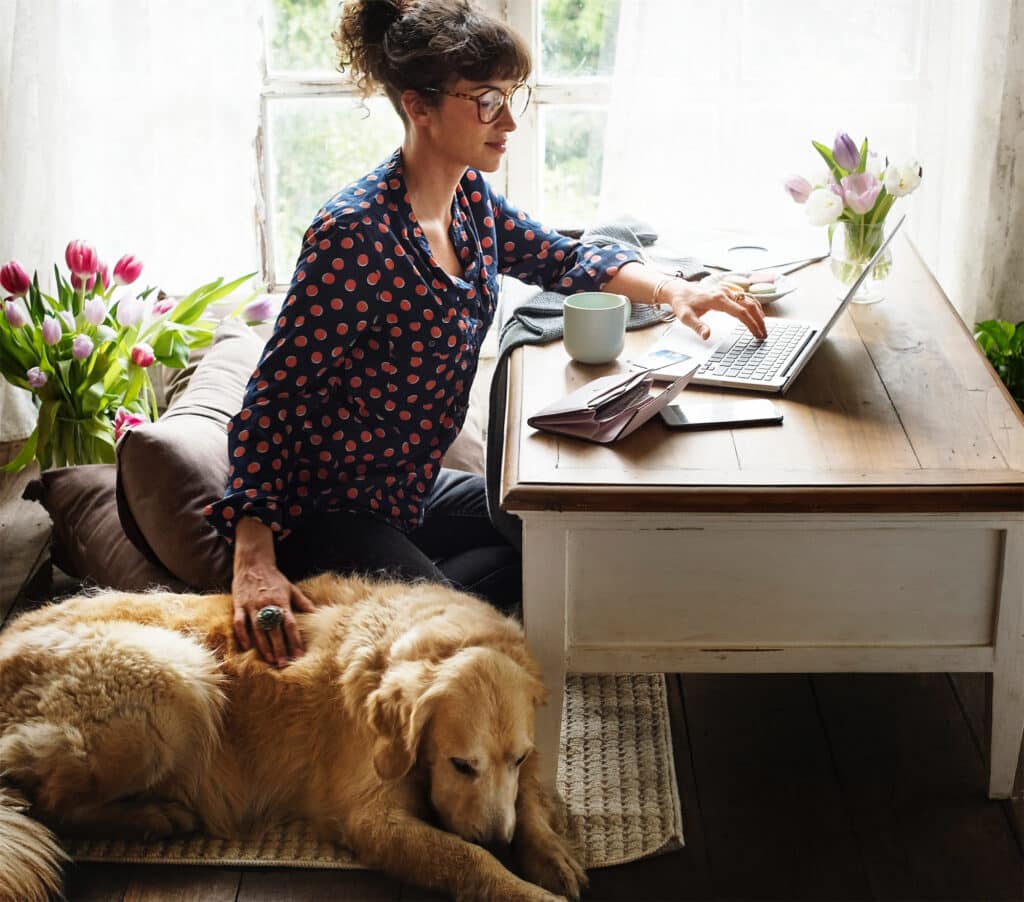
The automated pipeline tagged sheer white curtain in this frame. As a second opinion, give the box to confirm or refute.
[0,0,262,441]
[599,0,1023,326]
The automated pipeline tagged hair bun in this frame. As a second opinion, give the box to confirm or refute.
[360,0,404,44]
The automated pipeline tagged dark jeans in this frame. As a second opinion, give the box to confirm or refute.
[277,469,522,614]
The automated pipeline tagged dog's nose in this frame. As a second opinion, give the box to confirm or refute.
[485,812,515,846]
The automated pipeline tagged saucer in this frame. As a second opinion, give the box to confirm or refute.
[703,271,797,306]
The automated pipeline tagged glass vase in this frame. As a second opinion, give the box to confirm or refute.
[829,220,893,305]
[51,413,115,468]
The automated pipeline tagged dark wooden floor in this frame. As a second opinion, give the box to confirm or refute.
[4,545,1023,900]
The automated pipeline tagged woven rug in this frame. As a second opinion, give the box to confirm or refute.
[67,673,683,870]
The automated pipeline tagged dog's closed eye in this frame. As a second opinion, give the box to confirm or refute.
[450,757,478,778]
[514,750,531,767]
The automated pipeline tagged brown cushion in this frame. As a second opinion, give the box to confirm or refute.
[24,464,181,591]
[116,318,491,589]
[116,319,264,589]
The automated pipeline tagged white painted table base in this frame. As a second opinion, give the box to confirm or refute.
[521,511,1024,799]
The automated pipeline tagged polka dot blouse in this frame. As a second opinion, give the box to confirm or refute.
[206,149,641,541]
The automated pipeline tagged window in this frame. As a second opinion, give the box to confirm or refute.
[259,0,616,290]
[260,0,954,288]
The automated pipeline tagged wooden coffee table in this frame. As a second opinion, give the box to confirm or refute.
[499,237,1024,798]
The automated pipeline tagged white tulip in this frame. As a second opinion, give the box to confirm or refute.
[883,158,923,196]
[865,151,885,179]
[805,188,844,226]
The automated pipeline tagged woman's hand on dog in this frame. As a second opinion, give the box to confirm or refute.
[232,518,316,667]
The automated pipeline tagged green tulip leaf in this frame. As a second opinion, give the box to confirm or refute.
[0,426,38,472]
[812,140,844,181]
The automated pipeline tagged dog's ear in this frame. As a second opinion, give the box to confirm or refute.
[366,660,444,780]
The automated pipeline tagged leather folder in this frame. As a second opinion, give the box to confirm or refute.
[527,362,698,443]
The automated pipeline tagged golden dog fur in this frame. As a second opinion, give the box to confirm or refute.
[0,574,586,901]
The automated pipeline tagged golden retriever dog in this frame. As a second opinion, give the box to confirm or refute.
[0,573,586,901]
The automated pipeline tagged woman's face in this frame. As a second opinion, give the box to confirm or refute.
[427,77,520,173]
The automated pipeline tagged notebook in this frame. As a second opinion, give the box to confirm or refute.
[632,216,904,394]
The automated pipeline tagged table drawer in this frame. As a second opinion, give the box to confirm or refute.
[566,526,1003,647]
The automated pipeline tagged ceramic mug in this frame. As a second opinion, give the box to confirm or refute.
[563,292,630,365]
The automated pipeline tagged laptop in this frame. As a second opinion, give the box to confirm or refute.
[687,215,905,393]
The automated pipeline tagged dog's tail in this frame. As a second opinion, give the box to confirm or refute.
[0,785,66,902]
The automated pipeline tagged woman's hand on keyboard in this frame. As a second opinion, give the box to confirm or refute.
[664,279,767,341]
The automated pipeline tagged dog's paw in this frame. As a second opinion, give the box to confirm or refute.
[517,831,587,901]
[138,801,199,838]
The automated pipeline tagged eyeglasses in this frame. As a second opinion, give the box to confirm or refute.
[423,83,532,124]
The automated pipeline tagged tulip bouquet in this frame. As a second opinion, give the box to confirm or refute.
[784,132,922,297]
[0,241,271,471]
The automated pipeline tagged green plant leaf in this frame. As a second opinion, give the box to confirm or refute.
[0,426,38,472]
[856,137,868,173]
[812,140,844,181]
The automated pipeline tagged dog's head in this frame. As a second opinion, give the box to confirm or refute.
[366,645,546,845]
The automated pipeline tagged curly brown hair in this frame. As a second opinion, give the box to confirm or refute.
[333,0,532,120]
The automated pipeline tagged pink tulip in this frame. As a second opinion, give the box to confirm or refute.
[243,295,277,323]
[840,172,883,215]
[65,240,100,278]
[783,175,813,204]
[0,260,30,297]
[71,272,96,291]
[71,334,94,360]
[26,367,48,389]
[3,298,28,328]
[833,132,860,171]
[84,297,107,325]
[96,261,110,293]
[42,315,62,345]
[114,407,148,441]
[113,254,143,286]
[152,297,177,316]
[130,341,155,367]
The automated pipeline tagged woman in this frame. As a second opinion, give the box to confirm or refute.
[208,0,766,668]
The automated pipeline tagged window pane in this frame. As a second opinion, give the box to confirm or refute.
[540,0,621,79]
[266,0,338,73]
[267,97,404,283]
[541,107,607,227]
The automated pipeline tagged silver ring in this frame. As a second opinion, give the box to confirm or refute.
[255,605,285,631]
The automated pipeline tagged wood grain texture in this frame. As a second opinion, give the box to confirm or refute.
[500,238,1024,514]
[681,673,873,900]
[121,866,239,902]
[813,673,1024,900]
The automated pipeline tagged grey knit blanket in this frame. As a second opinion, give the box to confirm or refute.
[485,218,707,549]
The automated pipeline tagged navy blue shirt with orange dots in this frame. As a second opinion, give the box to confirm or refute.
[206,150,642,542]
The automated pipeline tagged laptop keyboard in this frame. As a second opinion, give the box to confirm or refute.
[697,320,813,383]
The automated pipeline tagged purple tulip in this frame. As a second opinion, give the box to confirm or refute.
[840,172,883,215]
[65,240,100,278]
[242,295,278,323]
[116,294,144,327]
[0,260,30,297]
[42,315,62,345]
[71,333,94,360]
[783,175,813,204]
[3,298,28,328]
[84,297,107,325]
[26,367,48,389]
[833,132,860,171]
[130,341,155,367]
[114,407,147,441]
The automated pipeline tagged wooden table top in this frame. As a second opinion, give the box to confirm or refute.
[500,236,1024,514]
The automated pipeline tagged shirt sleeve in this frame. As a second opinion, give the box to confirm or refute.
[485,181,643,292]
[205,212,375,542]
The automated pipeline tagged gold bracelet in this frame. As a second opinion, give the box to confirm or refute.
[651,276,675,306]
